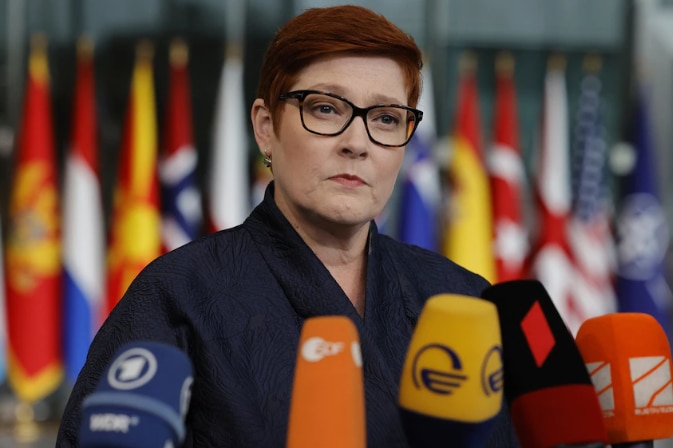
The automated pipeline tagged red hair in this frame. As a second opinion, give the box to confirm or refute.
[257,5,423,128]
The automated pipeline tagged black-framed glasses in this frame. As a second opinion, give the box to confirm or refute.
[278,90,423,148]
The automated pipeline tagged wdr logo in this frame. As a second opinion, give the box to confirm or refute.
[629,356,673,415]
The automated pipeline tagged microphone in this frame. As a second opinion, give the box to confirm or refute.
[286,315,365,448]
[480,279,607,448]
[79,341,193,447]
[398,294,504,447]
[575,312,673,448]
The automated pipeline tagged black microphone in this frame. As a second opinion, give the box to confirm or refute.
[481,279,607,448]
[79,341,193,447]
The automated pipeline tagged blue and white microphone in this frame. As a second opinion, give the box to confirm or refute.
[79,341,193,447]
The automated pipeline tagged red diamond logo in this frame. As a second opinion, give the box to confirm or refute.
[521,301,555,367]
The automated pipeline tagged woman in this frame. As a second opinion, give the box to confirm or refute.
[57,5,519,447]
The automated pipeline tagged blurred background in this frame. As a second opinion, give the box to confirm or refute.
[1,0,673,446]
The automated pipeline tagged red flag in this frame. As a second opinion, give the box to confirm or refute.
[106,41,161,315]
[442,52,496,283]
[5,34,62,402]
[489,52,528,282]
[160,38,202,252]
[527,54,580,334]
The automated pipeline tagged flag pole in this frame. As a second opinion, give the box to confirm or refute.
[13,400,39,442]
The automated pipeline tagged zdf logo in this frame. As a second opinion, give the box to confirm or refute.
[301,337,363,367]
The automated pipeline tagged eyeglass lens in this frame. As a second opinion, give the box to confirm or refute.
[299,93,417,147]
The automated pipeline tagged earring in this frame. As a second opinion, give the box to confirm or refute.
[263,150,272,168]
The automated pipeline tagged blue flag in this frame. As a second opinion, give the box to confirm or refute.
[398,133,440,251]
[397,63,441,252]
[614,88,672,337]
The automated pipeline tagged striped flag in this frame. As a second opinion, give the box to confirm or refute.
[442,52,496,282]
[62,36,105,384]
[397,63,441,251]
[0,213,7,384]
[106,41,161,315]
[567,57,617,325]
[207,43,249,232]
[489,52,528,282]
[160,38,202,251]
[5,35,63,402]
[614,85,672,336]
[527,55,580,334]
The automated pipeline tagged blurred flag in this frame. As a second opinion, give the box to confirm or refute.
[442,52,495,282]
[207,43,249,232]
[106,41,161,315]
[489,52,528,282]
[614,84,672,336]
[397,62,441,251]
[62,36,105,384]
[527,55,580,334]
[567,55,617,325]
[5,35,63,402]
[160,38,202,251]
[0,213,6,384]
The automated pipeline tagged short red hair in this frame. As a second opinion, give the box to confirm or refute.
[257,5,423,128]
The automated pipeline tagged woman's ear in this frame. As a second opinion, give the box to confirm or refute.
[251,98,274,154]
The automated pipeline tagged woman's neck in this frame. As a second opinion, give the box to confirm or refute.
[301,226,369,317]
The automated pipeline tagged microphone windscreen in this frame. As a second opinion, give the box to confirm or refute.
[480,279,607,448]
[79,341,193,448]
[398,294,503,447]
[576,312,673,443]
[286,315,365,448]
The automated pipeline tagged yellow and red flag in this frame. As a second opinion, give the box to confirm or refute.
[5,34,63,402]
[442,52,496,283]
[106,40,161,315]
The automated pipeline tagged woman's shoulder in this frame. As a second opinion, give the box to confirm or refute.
[376,233,490,294]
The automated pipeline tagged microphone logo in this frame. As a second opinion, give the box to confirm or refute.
[520,300,555,367]
[301,337,344,362]
[629,356,673,414]
[586,361,615,416]
[107,347,158,390]
[411,343,467,395]
[481,345,504,396]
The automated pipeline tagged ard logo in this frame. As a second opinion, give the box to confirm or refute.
[107,347,158,390]
[411,344,467,395]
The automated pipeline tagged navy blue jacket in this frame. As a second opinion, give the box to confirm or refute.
[57,183,520,447]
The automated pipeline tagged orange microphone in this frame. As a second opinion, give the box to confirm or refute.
[576,312,673,447]
[286,315,365,448]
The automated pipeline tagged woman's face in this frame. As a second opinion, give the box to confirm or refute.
[263,55,408,234]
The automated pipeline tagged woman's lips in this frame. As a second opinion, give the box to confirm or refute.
[330,174,365,187]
